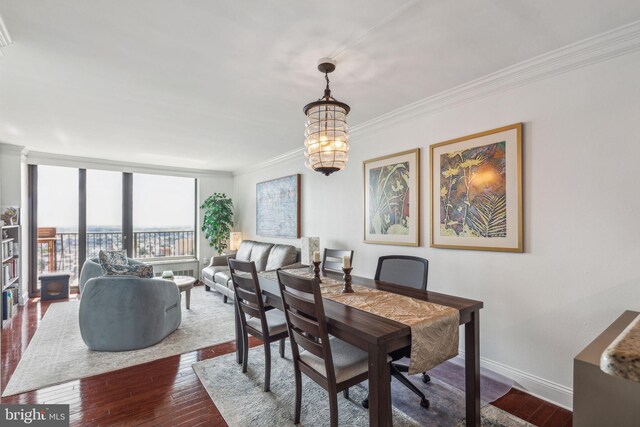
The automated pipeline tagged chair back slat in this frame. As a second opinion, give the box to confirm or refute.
[281,289,317,316]
[277,269,337,383]
[232,273,257,289]
[290,329,325,358]
[279,275,316,293]
[229,258,256,274]
[287,308,321,338]
[235,285,260,305]
[375,255,429,290]
[228,258,269,336]
[322,249,354,273]
[238,300,262,319]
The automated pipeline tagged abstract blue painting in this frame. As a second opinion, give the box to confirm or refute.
[256,174,301,238]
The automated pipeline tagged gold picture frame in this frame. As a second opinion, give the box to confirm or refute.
[363,148,420,246]
[430,123,523,252]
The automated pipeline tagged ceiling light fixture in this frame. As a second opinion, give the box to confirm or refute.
[303,58,350,176]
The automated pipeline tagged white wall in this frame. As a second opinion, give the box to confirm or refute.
[233,49,640,407]
[0,143,22,206]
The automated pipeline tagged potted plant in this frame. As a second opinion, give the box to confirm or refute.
[1,207,18,225]
[200,193,234,255]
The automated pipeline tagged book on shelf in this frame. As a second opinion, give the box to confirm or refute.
[2,289,13,320]
[2,260,17,283]
[2,240,13,257]
[2,286,19,320]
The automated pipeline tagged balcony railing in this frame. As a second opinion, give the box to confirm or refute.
[37,230,195,284]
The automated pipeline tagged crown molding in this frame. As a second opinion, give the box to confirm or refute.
[0,142,26,154]
[233,19,640,176]
[0,13,13,57]
[233,146,304,176]
[350,19,640,136]
[26,151,233,179]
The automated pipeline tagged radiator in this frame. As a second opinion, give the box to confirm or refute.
[145,259,200,280]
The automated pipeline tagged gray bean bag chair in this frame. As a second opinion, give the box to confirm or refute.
[78,257,181,351]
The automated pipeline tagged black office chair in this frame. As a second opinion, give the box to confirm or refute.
[322,248,354,273]
[363,255,431,410]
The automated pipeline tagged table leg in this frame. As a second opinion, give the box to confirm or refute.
[465,309,480,427]
[235,302,243,365]
[368,343,392,427]
[185,289,191,309]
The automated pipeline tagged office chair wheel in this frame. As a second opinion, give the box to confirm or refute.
[420,398,430,409]
[422,373,431,383]
[362,398,369,409]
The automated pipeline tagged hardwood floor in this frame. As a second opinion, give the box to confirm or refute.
[492,389,572,427]
[1,288,572,426]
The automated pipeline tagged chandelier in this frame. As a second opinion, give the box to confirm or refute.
[303,59,350,176]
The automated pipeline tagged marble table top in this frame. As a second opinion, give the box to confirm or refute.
[600,313,640,383]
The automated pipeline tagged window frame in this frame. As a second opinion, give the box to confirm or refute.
[29,166,198,297]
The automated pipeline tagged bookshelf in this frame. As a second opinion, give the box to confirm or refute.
[2,224,21,328]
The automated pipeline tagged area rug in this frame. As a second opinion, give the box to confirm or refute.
[193,342,532,426]
[2,286,235,397]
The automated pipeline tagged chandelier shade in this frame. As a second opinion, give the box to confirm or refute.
[303,60,350,176]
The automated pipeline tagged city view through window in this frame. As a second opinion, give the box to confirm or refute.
[36,166,196,286]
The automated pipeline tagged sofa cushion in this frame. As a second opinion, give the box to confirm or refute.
[265,244,297,271]
[102,263,154,278]
[202,265,228,281]
[250,242,274,272]
[235,240,255,262]
[214,270,232,288]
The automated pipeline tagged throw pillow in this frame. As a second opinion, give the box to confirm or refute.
[102,263,154,278]
[99,250,128,268]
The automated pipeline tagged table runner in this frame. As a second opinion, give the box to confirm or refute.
[260,268,459,374]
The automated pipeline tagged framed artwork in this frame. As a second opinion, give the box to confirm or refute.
[256,174,301,239]
[430,123,523,252]
[363,149,420,246]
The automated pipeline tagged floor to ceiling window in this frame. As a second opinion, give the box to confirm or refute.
[86,169,123,259]
[30,166,197,295]
[36,165,80,287]
[132,174,196,259]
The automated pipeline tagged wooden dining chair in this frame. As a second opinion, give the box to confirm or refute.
[276,269,384,426]
[322,248,354,273]
[363,255,431,410]
[228,258,288,392]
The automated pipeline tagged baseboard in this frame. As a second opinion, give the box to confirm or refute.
[20,290,29,306]
[454,351,573,410]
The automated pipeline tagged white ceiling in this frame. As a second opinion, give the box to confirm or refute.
[1,1,639,171]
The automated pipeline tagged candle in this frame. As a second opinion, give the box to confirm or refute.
[313,251,321,263]
[342,255,351,269]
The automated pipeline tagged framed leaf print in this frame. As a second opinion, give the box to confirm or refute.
[430,123,523,252]
[363,149,420,246]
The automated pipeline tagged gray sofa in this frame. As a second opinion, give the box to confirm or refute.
[78,257,181,351]
[202,240,300,303]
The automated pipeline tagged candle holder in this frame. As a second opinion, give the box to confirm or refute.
[341,267,354,293]
[312,261,322,283]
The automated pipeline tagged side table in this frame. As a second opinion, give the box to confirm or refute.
[172,276,196,309]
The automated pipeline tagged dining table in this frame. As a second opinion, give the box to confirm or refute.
[234,268,484,427]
